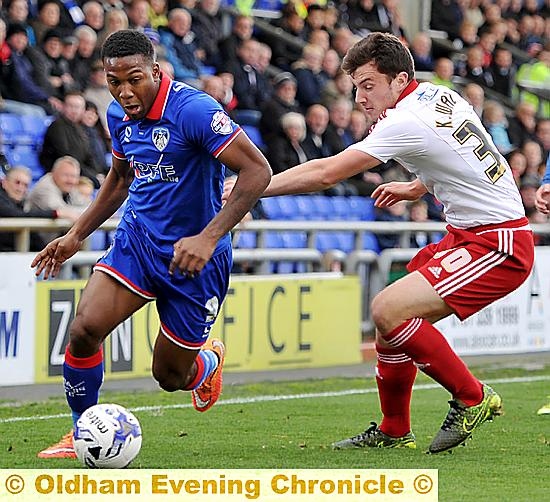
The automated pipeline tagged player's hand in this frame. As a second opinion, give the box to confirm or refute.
[371,181,423,207]
[222,177,237,205]
[31,233,83,279]
[169,234,217,277]
[535,183,550,215]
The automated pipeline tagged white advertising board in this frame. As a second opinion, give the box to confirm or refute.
[436,247,550,355]
[0,253,36,386]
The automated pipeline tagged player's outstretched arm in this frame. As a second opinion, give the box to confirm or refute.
[31,157,132,278]
[263,148,379,197]
[371,178,428,208]
[535,183,550,215]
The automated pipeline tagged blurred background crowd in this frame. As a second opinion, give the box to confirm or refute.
[0,0,549,254]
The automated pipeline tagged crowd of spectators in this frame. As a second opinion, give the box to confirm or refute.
[0,0,549,253]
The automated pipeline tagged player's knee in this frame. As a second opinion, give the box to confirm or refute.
[370,293,394,336]
[69,315,103,356]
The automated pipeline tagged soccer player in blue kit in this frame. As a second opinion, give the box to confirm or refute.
[32,30,272,458]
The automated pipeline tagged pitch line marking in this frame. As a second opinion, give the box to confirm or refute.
[1,374,549,424]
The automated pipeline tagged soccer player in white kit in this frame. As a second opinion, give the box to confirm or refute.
[237,32,535,453]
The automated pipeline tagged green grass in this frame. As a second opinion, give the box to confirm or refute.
[1,367,549,501]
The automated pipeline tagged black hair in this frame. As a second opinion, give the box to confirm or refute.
[101,29,155,62]
[342,32,414,81]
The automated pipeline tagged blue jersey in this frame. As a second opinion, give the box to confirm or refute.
[106,73,242,255]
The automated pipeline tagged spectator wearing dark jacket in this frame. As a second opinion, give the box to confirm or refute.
[259,72,301,144]
[5,22,61,114]
[291,43,325,108]
[191,0,223,67]
[159,8,203,85]
[40,92,103,188]
[218,14,254,66]
[226,39,271,112]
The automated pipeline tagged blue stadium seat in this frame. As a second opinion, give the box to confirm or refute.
[264,231,284,248]
[18,114,50,148]
[315,232,339,252]
[349,196,375,220]
[234,230,257,248]
[4,146,44,180]
[0,113,33,147]
[310,195,334,220]
[260,197,283,219]
[331,196,355,220]
[363,232,380,253]
[233,109,261,126]
[334,231,355,253]
[280,231,307,248]
[242,125,265,149]
[275,195,300,220]
[293,195,317,220]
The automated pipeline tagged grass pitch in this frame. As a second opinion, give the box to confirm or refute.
[1,366,549,501]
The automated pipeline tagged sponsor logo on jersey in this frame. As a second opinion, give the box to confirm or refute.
[210,111,233,135]
[152,127,170,151]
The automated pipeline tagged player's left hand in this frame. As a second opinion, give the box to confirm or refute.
[535,183,550,215]
[169,234,217,277]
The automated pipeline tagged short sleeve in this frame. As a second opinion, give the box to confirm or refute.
[180,92,241,158]
[348,109,426,163]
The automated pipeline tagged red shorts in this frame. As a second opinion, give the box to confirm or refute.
[407,217,534,320]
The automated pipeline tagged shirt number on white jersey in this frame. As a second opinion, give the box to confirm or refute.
[452,120,506,184]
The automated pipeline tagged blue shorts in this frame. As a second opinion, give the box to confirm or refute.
[95,216,232,349]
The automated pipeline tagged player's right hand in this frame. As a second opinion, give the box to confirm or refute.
[31,233,83,279]
[371,181,423,207]
[535,183,550,215]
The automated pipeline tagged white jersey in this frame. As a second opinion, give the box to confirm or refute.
[348,81,524,228]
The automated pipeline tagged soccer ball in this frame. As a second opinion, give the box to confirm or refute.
[74,403,142,468]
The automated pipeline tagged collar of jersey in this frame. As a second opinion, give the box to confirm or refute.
[123,71,172,122]
[395,79,419,106]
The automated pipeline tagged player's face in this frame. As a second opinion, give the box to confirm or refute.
[351,62,409,123]
[104,55,161,121]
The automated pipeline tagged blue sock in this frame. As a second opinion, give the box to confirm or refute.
[185,350,219,390]
[63,345,104,427]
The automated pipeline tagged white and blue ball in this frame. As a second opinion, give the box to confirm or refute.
[74,403,142,468]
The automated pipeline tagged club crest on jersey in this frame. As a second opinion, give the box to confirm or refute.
[152,127,170,151]
[210,111,233,135]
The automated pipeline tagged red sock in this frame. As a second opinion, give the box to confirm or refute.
[382,318,483,406]
[376,343,417,437]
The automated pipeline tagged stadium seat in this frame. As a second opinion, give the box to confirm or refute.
[4,146,44,180]
[280,231,307,248]
[331,196,355,220]
[260,197,283,219]
[242,125,265,149]
[310,195,334,220]
[234,230,257,248]
[0,113,33,147]
[18,114,50,148]
[315,232,339,252]
[349,196,375,220]
[293,195,318,220]
[362,232,380,253]
[334,231,356,253]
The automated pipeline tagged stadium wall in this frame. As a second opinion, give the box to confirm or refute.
[1,250,550,387]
